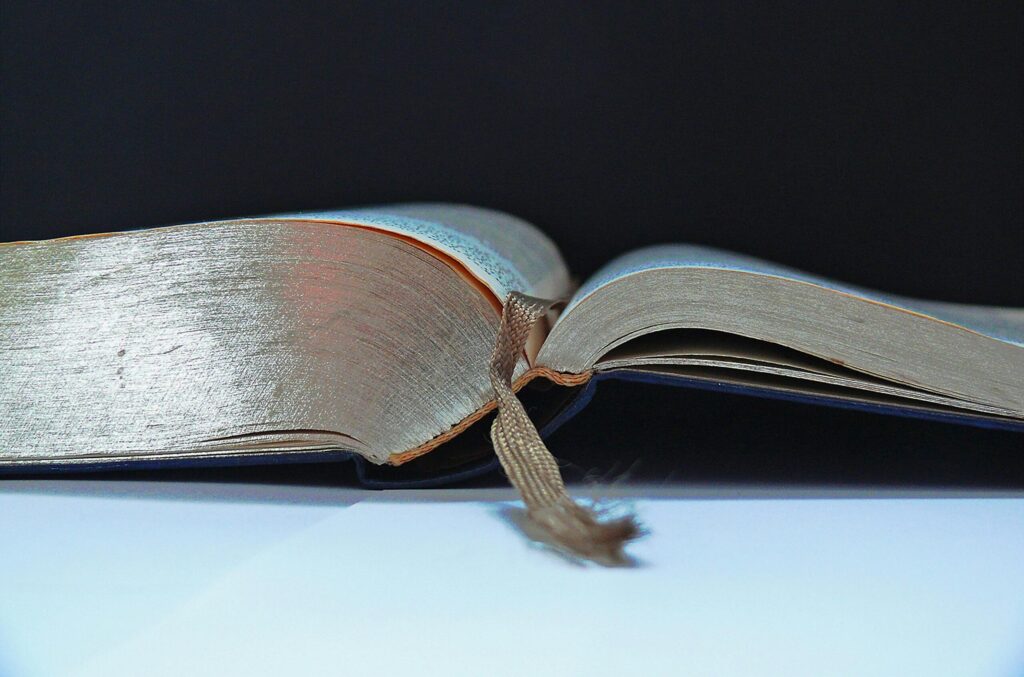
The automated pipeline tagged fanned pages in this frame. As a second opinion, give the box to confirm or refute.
[539,246,1024,421]
[0,206,569,468]
[1,205,1021,476]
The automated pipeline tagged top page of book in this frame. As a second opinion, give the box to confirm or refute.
[274,204,570,302]
[567,245,1024,346]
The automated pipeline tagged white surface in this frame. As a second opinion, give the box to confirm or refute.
[1,482,1022,677]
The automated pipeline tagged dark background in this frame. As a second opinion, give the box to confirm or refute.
[2,2,1022,486]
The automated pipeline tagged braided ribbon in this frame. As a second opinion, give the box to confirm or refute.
[489,292,641,564]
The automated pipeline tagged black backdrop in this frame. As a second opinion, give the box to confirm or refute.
[2,2,1022,485]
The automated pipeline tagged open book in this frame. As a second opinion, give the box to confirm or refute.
[3,204,1023,480]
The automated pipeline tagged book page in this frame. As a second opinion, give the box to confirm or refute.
[0,205,574,468]
[276,204,571,302]
[565,244,1024,346]
[541,244,1023,415]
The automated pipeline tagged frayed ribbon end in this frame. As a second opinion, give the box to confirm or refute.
[489,291,646,566]
[525,500,644,566]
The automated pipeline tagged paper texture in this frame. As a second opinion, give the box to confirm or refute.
[276,204,571,301]
[567,245,1024,346]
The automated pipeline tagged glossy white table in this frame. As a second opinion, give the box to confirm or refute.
[2,482,1022,677]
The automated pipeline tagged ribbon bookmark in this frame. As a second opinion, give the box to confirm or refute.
[488,291,642,565]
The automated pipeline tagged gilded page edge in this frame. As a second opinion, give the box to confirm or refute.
[386,367,592,466]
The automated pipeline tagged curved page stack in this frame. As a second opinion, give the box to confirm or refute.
[2,204,1021,480]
